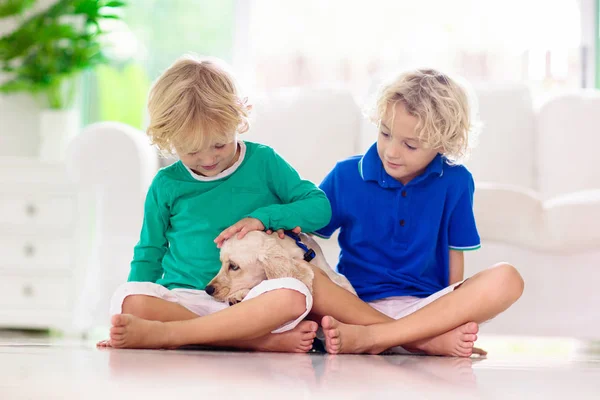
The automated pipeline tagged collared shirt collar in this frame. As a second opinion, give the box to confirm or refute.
[184,141,246,182]
[358,143,444,188]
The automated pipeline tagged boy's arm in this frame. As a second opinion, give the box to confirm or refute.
[248,149,332,233]
[313,164,343,239]
[449,250,465,284]
[448,171,481,284]
[128,179,169,282]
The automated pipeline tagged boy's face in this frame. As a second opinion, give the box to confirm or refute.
[176,137,240,177]
[377,102,440,185]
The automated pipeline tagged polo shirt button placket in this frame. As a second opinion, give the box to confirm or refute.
[399,190,407,227]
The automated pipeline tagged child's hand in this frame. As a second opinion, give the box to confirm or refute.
[214,217,265,248]
[266,226,302,239]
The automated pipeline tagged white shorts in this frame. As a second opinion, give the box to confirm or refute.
[368,280,464,320]
[109,278,313,334]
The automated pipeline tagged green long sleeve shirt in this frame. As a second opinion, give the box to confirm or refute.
[128,141,332,290]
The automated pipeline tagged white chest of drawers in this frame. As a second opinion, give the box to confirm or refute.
[0,157,91,332]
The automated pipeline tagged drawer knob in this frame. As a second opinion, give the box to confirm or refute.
[25,204,37,217]
[22,285,34,297]
[23,244,36,257]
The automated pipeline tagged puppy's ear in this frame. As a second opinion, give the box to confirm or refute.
[259,239,315,292]
[289,259,315,293]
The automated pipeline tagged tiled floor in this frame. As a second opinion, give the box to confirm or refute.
[0,333,598,399]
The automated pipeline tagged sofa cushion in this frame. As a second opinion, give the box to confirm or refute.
[474,183,600,252]
[544,189,600,251]
[473,182,543,249]
[467,85,536,190]
[537,92,600,199]
[245,88,362,185]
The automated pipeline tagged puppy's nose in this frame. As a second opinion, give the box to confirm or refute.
[205,285,215,296]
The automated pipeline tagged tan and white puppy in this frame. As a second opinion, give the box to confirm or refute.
[205,231,356,305]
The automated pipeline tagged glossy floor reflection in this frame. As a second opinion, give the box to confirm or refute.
[1,333,598,399]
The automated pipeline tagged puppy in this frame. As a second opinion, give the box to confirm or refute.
[205,231,356,305]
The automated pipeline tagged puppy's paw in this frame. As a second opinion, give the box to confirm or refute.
[227,289,250,306]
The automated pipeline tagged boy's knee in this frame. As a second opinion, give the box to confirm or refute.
[310,265,328,279]
[491,262,524,302]
[272,288,309,319]
[122,295,153,318]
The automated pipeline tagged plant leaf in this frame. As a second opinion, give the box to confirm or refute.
[0,0,36,18]
[105,1,126,8]
[0,0,130,107]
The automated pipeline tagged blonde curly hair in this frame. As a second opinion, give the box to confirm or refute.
[146,54,251,155]
[368,68,481,163]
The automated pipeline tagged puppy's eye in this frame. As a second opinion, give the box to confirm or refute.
[229,263,240,271]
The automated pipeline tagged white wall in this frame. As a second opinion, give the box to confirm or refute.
[0,0,55,158]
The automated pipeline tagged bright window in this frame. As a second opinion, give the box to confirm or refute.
[240,0,584,99]
[85,0,592,127]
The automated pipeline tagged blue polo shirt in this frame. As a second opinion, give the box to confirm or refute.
[315,143,480,301]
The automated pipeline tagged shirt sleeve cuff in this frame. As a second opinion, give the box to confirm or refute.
[312,231,331,239]
[248,211,271,231]
[449,244,481,251]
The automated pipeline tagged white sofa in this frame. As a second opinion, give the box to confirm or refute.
[463,87,600,339]
[66,86,600,339]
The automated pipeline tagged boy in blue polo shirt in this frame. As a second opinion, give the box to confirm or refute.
[316,69,524,356]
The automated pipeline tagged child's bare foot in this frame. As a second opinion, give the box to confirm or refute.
[240,321,318,353]
[109,314,171,349]
[405,322,487,357]
[96,339,112,348]
[321,316,385,354]
[322,317,487,356]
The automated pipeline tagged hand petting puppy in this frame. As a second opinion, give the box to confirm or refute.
[215,217,265,248]
[266,226,302,239]
[214,218,303,249]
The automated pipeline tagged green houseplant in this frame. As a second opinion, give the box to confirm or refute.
[0,0,125,108]
[0,0,125,160]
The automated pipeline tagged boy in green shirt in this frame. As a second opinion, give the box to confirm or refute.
[98,55,339,351]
